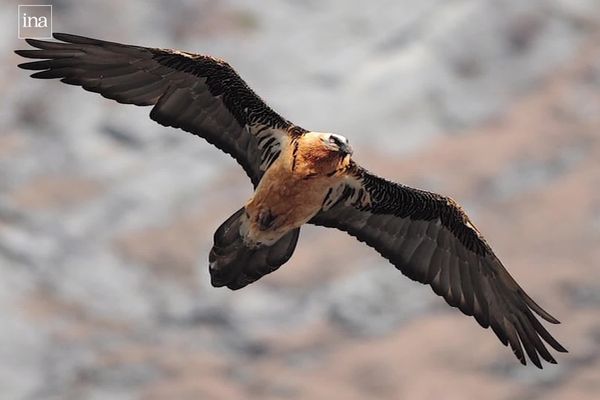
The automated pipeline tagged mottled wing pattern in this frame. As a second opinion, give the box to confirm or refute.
[16,33,306,186]
[310,163,567,368]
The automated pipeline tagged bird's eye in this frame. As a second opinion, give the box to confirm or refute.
[329,136,340,145]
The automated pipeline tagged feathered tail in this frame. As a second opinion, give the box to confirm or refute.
[209,208,300,290]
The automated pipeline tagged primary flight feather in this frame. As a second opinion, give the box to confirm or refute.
[16,33,567,368]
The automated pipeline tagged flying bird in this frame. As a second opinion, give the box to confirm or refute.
[16,33,567,368]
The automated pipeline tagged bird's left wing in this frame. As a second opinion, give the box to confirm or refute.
[310,163,566,368]
[16,33,306,187]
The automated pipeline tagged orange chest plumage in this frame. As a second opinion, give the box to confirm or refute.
[243,137,347,245]
[248,164,333,220]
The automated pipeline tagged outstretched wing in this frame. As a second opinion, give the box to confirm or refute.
[310,163,567,368]
[16,33,306,187]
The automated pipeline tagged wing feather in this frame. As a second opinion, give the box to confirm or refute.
[310,163,566,367]
[16,33,307,186]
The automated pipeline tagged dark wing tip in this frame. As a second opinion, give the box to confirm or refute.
[24,37,53,48]
[520,358,527,366]
[53,32,135,49]
[554,342,569,353]
[14,49,27,57]
[29,70,59,79]
[526,297,561,324]
[17,33,115,50]
[53,32,95,44]
[17,60,46,70]
[24,38,41,46]
[53,32,75,40]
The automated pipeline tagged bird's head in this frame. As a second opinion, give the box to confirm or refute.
[319,132,353,157]
[295,132,353,177]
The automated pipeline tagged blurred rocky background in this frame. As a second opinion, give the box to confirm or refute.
[2,0,600,399]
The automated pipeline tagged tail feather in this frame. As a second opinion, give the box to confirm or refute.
[209,208,300,290]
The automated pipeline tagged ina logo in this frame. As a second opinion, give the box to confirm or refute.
[18,5,52,39]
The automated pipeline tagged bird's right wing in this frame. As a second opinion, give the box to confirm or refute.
[310,163,567,368]
[16,33,307,187]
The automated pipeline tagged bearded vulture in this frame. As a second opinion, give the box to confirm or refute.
[16,33,567,368]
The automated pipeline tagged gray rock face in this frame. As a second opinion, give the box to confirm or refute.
[326,264,440,337]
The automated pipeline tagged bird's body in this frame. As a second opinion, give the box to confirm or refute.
[243,131,351,246]
[16,33,567,368]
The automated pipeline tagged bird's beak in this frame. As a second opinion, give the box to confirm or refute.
[340,142,353,156]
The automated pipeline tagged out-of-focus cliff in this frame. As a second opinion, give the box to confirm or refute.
[2,0,599,399]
